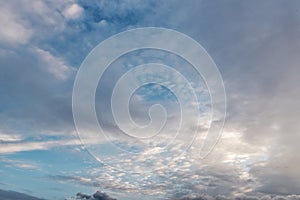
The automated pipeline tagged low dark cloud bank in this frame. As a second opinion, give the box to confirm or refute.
[76,191,117,200]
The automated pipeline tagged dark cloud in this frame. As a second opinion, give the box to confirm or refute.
[76,191,117,200]
[0,48,75,135]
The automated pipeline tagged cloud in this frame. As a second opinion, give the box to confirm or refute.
[63,4,84,20]
[0,131,23,142]
[0,5,32,45]
[33,47,75,80]
[0,0,161,139]
[0,0,67,46]
[1,158,39,170]
[172,195,300,200]
[0,132,109,154]
[0,46,75,137]
[72,190,300,200]
[76,191,117,200]
[1,0,300,199]
[0,138,80,154]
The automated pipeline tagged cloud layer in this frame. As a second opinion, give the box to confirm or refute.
[1,0,300,200]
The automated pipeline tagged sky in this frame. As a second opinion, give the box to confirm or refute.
[0,0,300,200]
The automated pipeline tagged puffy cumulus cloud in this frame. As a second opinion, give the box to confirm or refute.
[0,0,66,46]
[62,3,84,20]
[75,191,117,200]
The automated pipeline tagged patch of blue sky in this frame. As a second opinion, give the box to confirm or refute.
[134,83,178,102]
[36,0,160,68]
[0,148,100,199]
[101,48,211,114]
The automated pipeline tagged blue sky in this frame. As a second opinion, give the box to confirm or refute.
[1,0,300,200]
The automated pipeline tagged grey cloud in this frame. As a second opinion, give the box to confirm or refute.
[1,0,300,199]
[0,47,75,136]
[49,175,99,188]
[0,0,162,138]
[52,0,300,198]
[76,191,117,200]
[160,0,300,196]
[173,194,300,200]
[73,191,300,200]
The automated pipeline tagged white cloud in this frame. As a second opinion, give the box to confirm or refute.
[98,19,108,27]
[1,158,39,170]
[0,139,81,154]
[0,7,32,45]
[0,132,23,142]
[62,3,84,20]
[33,47,75,80]
[0,131,108,154]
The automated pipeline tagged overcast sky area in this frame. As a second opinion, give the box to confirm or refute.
[1,0,300,200]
